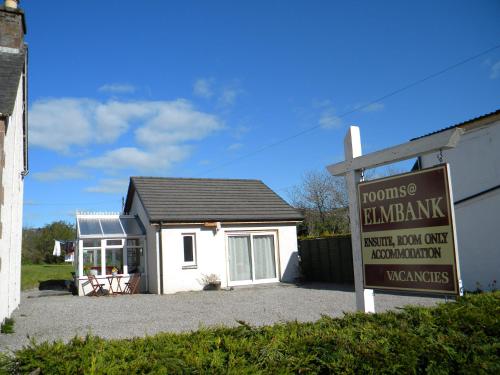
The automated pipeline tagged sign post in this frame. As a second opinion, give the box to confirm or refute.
[327,126,464,312]
[344,127,375,313]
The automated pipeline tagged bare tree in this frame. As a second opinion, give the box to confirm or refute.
[289,170,349,236]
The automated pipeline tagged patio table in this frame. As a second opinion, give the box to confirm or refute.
[106,275,124,295]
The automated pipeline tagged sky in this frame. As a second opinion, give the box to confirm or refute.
[21,0,500,228]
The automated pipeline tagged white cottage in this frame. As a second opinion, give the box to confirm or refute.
[0,0,28,324]
[112,177,303,295]
[415,109,500,291]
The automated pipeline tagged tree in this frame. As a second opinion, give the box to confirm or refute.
[22,221,76,264]
[289,170,349,236]
[290,167,406,237]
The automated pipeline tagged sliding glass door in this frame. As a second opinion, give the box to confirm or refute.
[227,233,278,285]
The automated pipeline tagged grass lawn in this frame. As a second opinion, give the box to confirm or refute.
[21,263,74,291]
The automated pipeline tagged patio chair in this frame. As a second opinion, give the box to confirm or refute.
[87,275,106,296]
[123,273,141,294]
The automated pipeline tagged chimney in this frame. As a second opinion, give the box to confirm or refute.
[0,0,26,50]
[5,0,18,9]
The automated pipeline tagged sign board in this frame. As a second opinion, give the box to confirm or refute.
[358,164,459,294]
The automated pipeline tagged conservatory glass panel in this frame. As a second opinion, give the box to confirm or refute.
[100,218,124,236]
[79,218,102,236]
[105,248,123,274]
[83,248,101,275]
[120,217,145,236]
[82,239,100,247]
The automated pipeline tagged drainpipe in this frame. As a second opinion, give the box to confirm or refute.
[155,227,164,294]
[21,54,28,177]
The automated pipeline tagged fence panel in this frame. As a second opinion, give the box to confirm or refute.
[298,236,354,284]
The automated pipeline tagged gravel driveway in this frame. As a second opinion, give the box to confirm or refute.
[0,283,444,352]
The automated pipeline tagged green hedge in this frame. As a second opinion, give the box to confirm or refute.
[2,292,499,374]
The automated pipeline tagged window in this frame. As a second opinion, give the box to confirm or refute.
[227,233,277,285]
[127,239,143,274]
[182,234,196,267]
[83,241,101,275]
[105,248,123,274]
[83,239,100,248]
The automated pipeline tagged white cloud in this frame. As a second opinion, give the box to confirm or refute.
[232,125,251,140]
[29,97,139,152]
[311,99,343,130]
[29,98,96,153]
[490,60,500,79]
[193,78,214,98]
[135,99,223,148]
[98,83,136,94]
[312,99,332,108]
[33,166,87,182]
[362,102,385,112]
[30,98,224,171]
[319,109,342,129]
[85,178,129,194]
[80,146,190,171]
[94,101,151,143]
[80,147,157,170]
[227,143,243,151]
[218,87,241,107]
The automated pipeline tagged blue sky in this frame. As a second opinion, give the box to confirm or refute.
[22,0,500,227]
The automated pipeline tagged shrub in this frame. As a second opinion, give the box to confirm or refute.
[4,292,500,374]
[0,318,14,334]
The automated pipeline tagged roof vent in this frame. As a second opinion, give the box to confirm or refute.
[4,0,18,9]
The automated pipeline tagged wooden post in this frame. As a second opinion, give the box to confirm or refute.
[344,126,375,312]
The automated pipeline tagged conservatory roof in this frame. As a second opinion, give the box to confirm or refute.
[76,213,145,238]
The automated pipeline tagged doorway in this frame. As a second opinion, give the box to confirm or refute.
[227,232,279,286]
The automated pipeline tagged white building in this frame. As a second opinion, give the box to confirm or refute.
[416,109,500,291]
[0,0,28,325]
[75,178,303,295]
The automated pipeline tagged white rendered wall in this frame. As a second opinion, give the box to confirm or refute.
[160,223,299,294]
[0,78,24,323]
[420,120,500,291]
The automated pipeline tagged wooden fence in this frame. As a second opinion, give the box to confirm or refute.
[298,236,354,284]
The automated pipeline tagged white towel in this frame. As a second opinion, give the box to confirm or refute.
[53,240,61,256]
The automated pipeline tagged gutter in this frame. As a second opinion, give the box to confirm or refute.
[454,184,500,206]
[150,220,303,227]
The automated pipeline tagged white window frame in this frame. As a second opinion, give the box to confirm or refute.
[105,239,125,275]
[225,231,279,286]
[81,243,102,276]
[182,233,197,268]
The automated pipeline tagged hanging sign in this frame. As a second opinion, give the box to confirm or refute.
[358,164,460,294]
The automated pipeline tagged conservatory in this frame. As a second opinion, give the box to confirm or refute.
[75,212,147,296]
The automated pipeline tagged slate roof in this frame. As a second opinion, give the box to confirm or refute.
[411,108,500,141]
[0,49,25,116]
[124,177,304,223]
